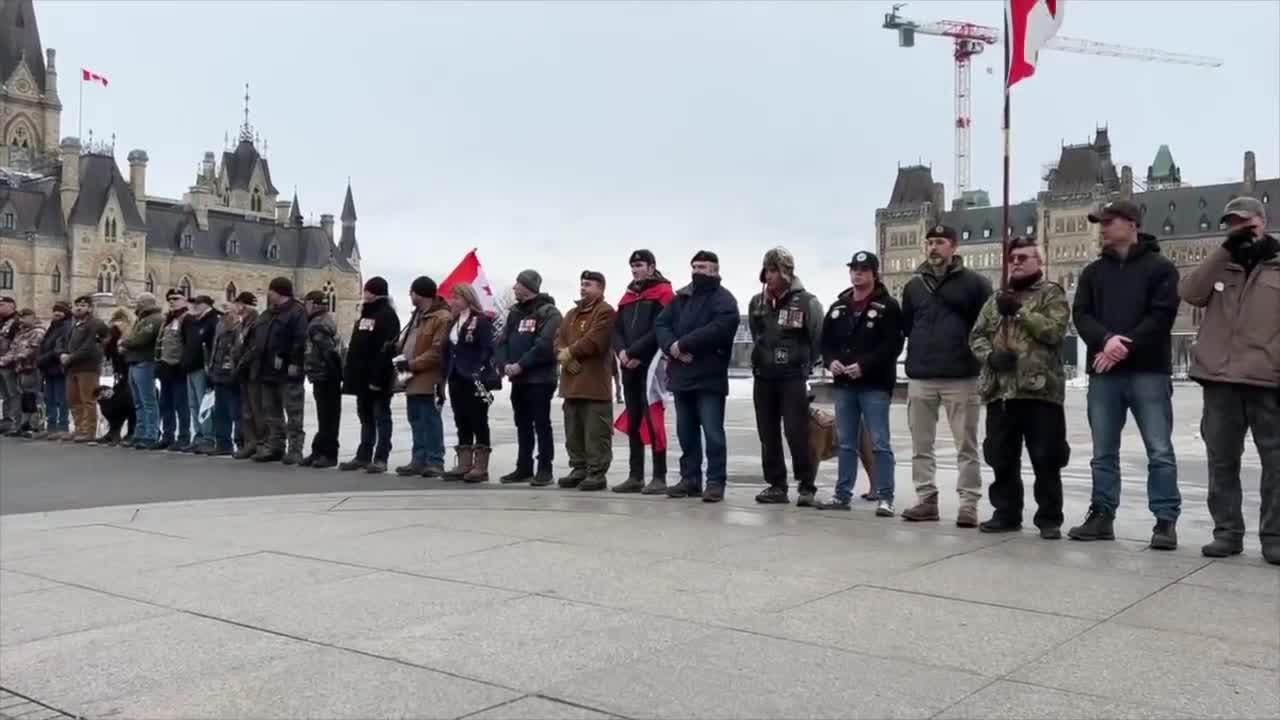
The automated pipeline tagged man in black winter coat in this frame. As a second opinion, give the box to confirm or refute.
[340,276,401,472]
[182,295,221,452]
[302,290,343,469]
[900,224,993,528]
[495,270,563,486]
[247,277,309,464]
[611,249,676,495]
[35,302,72,436]
[1069,200,1182,550]
[816,252,904,515]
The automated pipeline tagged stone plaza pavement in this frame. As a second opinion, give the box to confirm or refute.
[2,484,1278,719]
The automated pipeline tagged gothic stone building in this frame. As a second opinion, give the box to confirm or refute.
[0,0,363,333]
[875,128,1279,373]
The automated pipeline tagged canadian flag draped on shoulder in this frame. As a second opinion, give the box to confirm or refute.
[612,280,676,451]
[1007,0,1064,87]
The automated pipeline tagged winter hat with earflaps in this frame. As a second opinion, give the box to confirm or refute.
[759,246,796,285]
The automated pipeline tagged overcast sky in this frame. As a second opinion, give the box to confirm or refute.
[36,0,1280,307]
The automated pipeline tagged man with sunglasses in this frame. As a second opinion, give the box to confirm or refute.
[1071,200,1181,549]
[970,237,1071,539]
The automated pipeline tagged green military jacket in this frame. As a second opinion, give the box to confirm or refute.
[969,278,1070,405]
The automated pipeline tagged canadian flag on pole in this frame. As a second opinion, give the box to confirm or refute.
[438,249,498,317]
[1007,0,1064,87]
[81,68,109,86]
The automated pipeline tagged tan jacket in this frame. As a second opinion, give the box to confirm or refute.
[1178,243,1280,389]
[403,298,452,395]
[554,297,617,401]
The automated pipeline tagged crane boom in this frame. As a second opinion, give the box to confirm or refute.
[1045,36,1223,67]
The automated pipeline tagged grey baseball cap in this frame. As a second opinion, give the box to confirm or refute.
[1220,196,1265,223]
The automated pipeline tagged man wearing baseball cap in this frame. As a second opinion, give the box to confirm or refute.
[1071,199,1182,549]
[1179,195,1280,564]
[815,251,904,515]
[900,224,993,527]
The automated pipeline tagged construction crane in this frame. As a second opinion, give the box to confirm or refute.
[883,3,1223,202]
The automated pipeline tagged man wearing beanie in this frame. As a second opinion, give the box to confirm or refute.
[245,276,309,464]
[748,246,824,506]
[495,268,562,486]
[0,296,18,433]
[611,249,675,494]
[390,275,451,477]
[34,301,73,438]
[300,290,343,469]
[655,250,740,501]
[815,251,905,515]
[553,270,617,491]
[120,293,164,447]
[340,277,401,473]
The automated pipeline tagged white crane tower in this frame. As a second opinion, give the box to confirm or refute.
[882,3,1223,203]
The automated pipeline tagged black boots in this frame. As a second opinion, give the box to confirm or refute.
[1150,519,1178,551]
[1068,509,1115,541]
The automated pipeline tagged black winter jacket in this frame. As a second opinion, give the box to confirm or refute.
[343,296,401,395]
[821,284,905,393]
[180,309,221,373]
[37,317,70,376]
[495,294,563,386]
[655,275,740,396]
[448,311,497,384]
[748,277,824,381]
[901,258,993,380]
[247,299,308,383]
[304,310,343,384]
[1072,234,1180,375]
[612,273,675,382]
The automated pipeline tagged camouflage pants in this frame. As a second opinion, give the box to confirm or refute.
[0,368,18,424]
[257,381,305,454]
[17,375,43,432]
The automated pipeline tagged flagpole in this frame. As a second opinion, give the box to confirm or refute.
[77,74,83,140]
[1000,3,1012,292]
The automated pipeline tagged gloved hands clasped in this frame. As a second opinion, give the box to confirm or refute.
[995,291,1022,318]
[988,349,1018,372]
[558,347,581,375]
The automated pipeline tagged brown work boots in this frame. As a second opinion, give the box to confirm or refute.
[900,498,979,528]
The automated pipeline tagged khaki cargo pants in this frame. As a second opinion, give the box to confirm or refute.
[907,378,983,507]
[563,399,614,478]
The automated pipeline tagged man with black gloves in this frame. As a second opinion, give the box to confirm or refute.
[340,277,401,473]
[901,224,993,528]
[1179,196,1280,564]
[1071,200,1181,549]
[970,237,1071,539]
[815,251,904,515]
[248,277,309,464]
[611,249,675,494]
[749,247,824,507]
[656,251,740,502]
[495,269,563,486]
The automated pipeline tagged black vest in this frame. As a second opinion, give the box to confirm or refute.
[750,288,815,380]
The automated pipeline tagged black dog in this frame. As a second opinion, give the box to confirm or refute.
[94,382,136,444]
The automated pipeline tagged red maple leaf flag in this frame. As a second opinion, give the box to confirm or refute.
[81,68,109,86]
[439,249,498,317]
[1007,0,1064,87]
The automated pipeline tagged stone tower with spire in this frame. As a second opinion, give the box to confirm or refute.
[1,0,62,169]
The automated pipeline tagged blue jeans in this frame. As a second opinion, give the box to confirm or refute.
[406,394,445,467]
[674,390,728,488]
[833,386,896,503]
[187,369,212,445]
[43,375,68,432]
[212,383,241,451]
[127,362,159,442]
[158,366,189,444]
[1086,372,1180,521]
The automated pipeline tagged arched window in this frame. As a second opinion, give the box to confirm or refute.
[97,258,120,294]
[266,242,279,261]
[2,211,14,230]
[51,265,61,293]
[1163,220,1175,235]
[225,281,238,303]
[0,260,14,290]
[226,234,239,256]
[982,227,992,239]
[177,276,192,298]
[322,280,337,313]
[145,273,155,294]
[181,230,193,251]
[105,215,118,242]
[251,188,262,212]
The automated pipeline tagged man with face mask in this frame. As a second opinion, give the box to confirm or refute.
[655,251,740,502]
[555,270,618,491]
[748,247,825,507]
[969,237,1071,539]
[900,225,993,528]
[1179,196,1280,565]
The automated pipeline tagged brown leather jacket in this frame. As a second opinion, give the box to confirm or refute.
[555,297,617,402]
[1179,241,1280,389]
[402,298,452,396]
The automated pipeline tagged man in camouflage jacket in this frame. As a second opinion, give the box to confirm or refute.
[969,236,1071,538]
